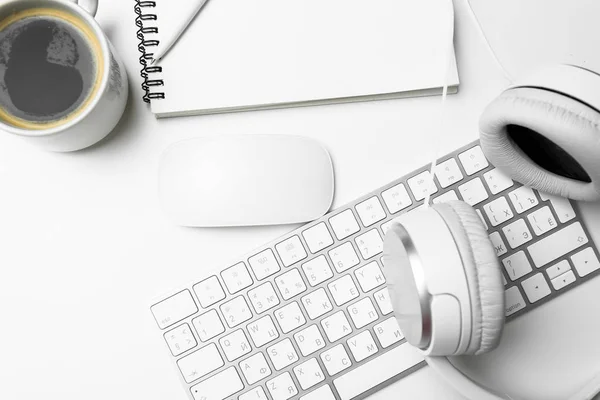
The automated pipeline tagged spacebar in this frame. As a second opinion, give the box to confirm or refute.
[333,343,425,400]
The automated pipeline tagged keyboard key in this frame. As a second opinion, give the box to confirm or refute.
[268,338,299,370]
[302,255,334,286]
[458,178,489,206]
[300,384,336,400]
[267,372,298,400]
[193,276,226,308]
[374,317,404,348]
[347,298,378,328]
[521,273,551,303]
[151,290,198,330]
[355,229,383,260]
[321,344,352,376]
[528,223,588,268]
[248,315,279,347]
[178,343,224,383]
[502,274,507,286]
[190,367,243,400]
[540,192,576,223]
[546,260,571,280]
[275,302,306,333]
[276,236,308,267]
[275,268,307,300]
[458,146,489,175]
[483,168,513,194]
[489,232,507,257]
[374,287,393,315]
[509,186,539,214]
[221,296,253,328]
[333,344,424,400]
[193,309,225,342]
[502,219,532,249]
[347,330,379,362]
[382,183,413,214]
[407,170,438,201]
[504,286,526,317]
[355,261,386,292]
[527,206,557,236]
[219,329,252,361]
[293,358,325,390]
[329,210,360,240]
[356,197,386,227]
[164,323,197,356]
[294,325,326,356]
[329,243,360,273]
[476,209,488,230]
[433,190,459,204]
[240,387,268,400]
[240,353,272,384]
[249,249,281,280]
[328,275,359,306]
[435,158,464,188]
[301,288,333,319]
[248,282,280,314]
[221,262,253,294]
[302,222,334,253]
[321,311,353,342]
[483,197,514,227]
[551,270,576,290]
[502,251,532,281]
[571,247,600,277]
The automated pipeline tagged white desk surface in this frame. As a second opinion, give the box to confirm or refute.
[2,1,600,399]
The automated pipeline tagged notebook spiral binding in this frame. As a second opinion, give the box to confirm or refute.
[134,0,165,103]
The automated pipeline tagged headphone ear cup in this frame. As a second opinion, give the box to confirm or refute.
[480,86,600,201]
[434,201,505,355]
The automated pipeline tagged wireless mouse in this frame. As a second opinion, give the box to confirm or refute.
[159,135,335,227]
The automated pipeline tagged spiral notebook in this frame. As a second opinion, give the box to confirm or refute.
[134,0,459,118]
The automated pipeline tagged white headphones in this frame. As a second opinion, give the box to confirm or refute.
[382,64,600,400]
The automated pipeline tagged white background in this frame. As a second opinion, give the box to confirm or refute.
[1,0,600,399]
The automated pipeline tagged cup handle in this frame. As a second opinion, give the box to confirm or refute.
[69,0,99,17]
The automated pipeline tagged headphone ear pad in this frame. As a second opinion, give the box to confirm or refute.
[434,201,505,355]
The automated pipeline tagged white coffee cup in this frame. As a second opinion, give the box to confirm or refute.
[0,0,128,152]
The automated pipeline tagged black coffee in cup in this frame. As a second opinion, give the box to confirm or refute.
[0,8,103,129]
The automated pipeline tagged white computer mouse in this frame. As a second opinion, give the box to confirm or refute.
[159,135,335,227]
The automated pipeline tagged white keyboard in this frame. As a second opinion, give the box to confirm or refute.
[150,140,600,400]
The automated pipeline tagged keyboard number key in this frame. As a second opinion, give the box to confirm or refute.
[276,236,308,267]
[355,229,383,260]
[521,273,551,303]
[293,358,325,390]
[221,296,253,328]
[435,158,464,188]
[382,183,413,214]
[302,255,334,286]
[502,219,532,249]
[329,209,360,240]
[164,323,197,356]
[302,222,334,253]
[151,290,198,330]
[355,197,386,227]
[407,171,438,201]
[527,206,557,236]
[249,249,281,280]
[248,282,280,314]
[571,247,600,277]
[221,262,253,294]
[192,309,225,342]
[275,268,307,300]
[193,276,226,308]
[458,146,489,175]
[483,168,514,194]
[329,243,360,273]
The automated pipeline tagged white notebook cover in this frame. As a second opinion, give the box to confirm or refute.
[148,0,459,117]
